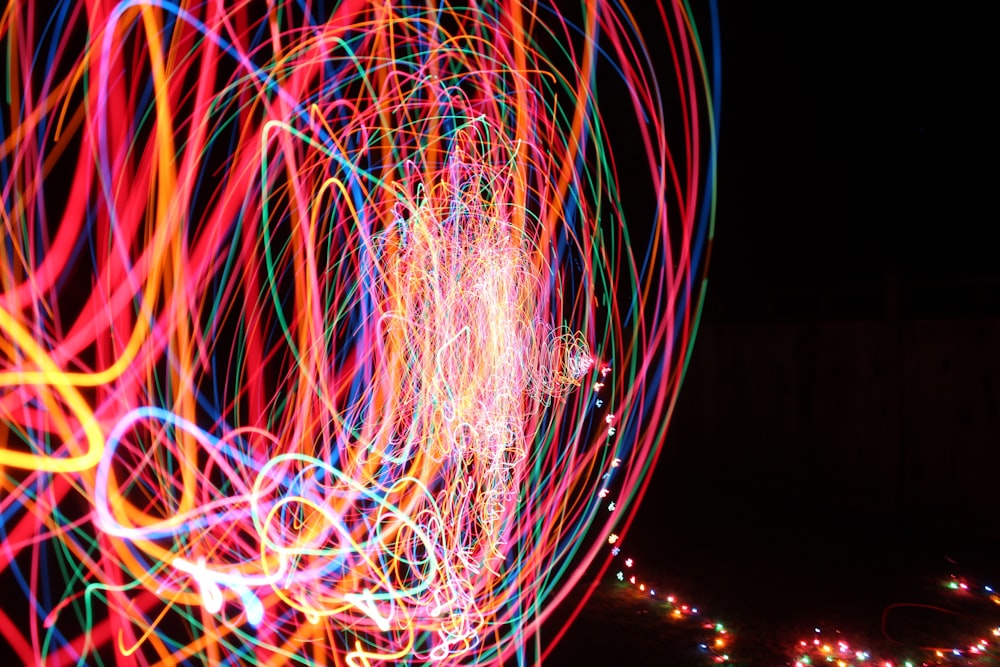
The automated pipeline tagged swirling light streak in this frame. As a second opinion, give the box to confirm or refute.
[0,0,719,664]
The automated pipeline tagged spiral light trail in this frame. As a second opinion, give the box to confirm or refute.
[0,0,719,664]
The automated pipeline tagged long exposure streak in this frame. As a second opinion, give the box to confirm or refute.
[0,0,719,664]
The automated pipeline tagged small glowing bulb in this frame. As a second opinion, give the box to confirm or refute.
[625,558,633,567]
[608,534,618,544]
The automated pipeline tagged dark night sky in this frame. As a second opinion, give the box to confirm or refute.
[549,4,1000,662]
[712,0,998,289]
[621,0,999,635]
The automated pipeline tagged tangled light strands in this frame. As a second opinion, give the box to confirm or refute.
[0,0,719,664]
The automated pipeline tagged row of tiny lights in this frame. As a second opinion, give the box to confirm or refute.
[594,372,999,666]
[606,533,733,664]
[606,534,1000,667]
[791,575,1000,667]
[595,371,731,663]
[793,623,1000,667]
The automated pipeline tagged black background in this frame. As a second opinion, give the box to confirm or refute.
[657,0,999,556]
[553,1,1000,664]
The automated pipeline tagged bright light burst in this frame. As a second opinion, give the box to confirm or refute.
[0,0,719,664]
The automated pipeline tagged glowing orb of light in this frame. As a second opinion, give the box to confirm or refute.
[0,0,719,664]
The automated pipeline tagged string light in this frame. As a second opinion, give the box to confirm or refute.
[607,534,1000,667]
[607,534,734,665]
[786,577,1000,667]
